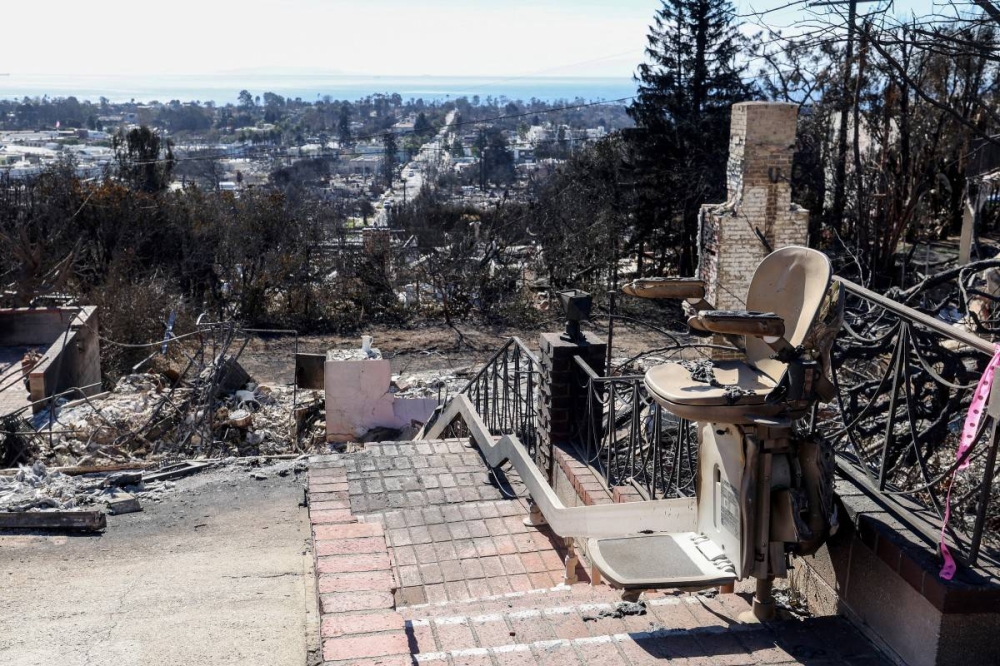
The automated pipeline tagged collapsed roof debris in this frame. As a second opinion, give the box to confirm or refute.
[0,322,324,518]
[27,374,320,468]
[22,385,323,472]
[83,325,318,459]
[0,456,309,519]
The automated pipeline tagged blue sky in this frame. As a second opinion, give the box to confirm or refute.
[4,0,945,78]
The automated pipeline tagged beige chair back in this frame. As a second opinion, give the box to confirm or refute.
[744,247,832,382]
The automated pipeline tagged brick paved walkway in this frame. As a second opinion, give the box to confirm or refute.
[309,440,893,666]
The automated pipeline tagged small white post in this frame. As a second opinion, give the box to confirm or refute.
[959,197,975,265]
[563,537,579,585]
[523,498,547,527]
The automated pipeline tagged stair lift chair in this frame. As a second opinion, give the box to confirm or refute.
[586,246,843,619]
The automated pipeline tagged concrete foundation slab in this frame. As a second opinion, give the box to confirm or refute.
[0,465,316,666]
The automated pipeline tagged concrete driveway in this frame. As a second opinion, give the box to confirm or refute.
[0,463,319,666]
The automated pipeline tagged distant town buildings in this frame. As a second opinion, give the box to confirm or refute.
[0,96,619,222]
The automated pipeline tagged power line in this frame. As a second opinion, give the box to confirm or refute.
[736,0,814,19]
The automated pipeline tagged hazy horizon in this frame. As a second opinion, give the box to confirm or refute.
[1,0,944,106]
[0,73,638,106]
[4,1,653,80]
[3,0,942,81]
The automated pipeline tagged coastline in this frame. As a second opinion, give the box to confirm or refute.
[0,74,636,106]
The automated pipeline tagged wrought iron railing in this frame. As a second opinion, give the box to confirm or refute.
[421,275,999,569]
[425,337,541,459]
[819,277,1000,567]
[572,355,699,500]
[568,277,1000,567]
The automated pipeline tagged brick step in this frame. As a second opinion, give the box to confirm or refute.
[340,439,522,511]
[403,592,886,665]
[397,582,622,620]
[409,623,768,665]
[363,439,474,458]
[399,584,759,628]
[404,593,772,662]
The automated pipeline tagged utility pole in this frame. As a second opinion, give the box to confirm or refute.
[606,161,634,379]
[478,129,487,192]
[813,0,877,232]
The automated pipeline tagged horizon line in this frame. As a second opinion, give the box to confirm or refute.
[3,71,634,80]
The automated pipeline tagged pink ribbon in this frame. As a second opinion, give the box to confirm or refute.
[939,344,1000,580]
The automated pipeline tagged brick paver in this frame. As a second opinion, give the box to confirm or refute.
[341,441,582,608]
[322,611,405,638]
[323,632,411,661]
[309,456,410,665]
[308,445,892,666]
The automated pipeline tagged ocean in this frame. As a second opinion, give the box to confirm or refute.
[0,74,637,106]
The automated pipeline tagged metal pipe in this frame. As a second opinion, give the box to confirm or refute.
[752,577,776,622]
[836,276,994,354]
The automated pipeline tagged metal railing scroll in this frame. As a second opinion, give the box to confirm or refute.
[423,337,541,459]
[818,277,1000,567]
[572,356,698,501]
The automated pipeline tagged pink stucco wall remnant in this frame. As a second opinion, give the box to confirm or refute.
[324,359,437,441]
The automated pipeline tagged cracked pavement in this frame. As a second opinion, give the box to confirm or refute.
[0,463,318,666]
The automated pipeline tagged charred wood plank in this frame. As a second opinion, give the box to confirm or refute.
[0,510,106,532]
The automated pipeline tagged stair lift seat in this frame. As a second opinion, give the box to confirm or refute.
[645,247,834,424]
[643,360,778,423]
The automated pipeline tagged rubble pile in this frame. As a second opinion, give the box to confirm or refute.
[0,456,310,516]
[0,461,143,513]
[327,335,382,361]
[22,359,323,469]
[327,349,382,361]
[207,383,322,457]
[390,369,469,399]
[0,461,83,511]
[0,327,328,519]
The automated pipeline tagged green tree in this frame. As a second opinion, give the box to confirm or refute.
[238,89,254,111]
[414,112,432,137]
[262,91,285,122]
[113,126,174,193]
[403,135,423,160]
[480,128,514,187]
[338,104,352,146]
[628,0,756,272]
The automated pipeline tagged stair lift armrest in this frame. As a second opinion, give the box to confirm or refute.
[690,310,785,339]
[681,299,714,318]
[622,278,707,303]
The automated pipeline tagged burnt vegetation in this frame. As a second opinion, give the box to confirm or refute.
[3,0,1000,387]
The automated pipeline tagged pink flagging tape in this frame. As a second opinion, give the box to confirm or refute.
[940,345,1000,580]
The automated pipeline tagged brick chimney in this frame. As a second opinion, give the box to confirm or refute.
[698,102,809,312]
